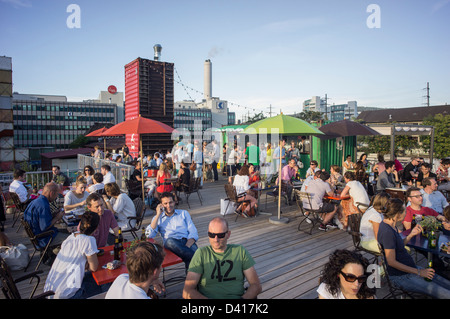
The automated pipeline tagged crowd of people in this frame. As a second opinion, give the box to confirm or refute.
[2,137,450,300]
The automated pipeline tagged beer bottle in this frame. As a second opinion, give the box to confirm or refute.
[114,238,120,260]
[140,227,147,241]
[428,230,437,249]
[118,228,124,251]
[425,258,433,282]
[411,215,416,229]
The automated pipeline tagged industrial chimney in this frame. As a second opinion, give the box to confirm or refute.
[153,44,162,61]
[204,59,212,100]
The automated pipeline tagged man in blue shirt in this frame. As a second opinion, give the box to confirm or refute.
[145,192,199,270]
[421,177,449,215]
[23,182,67,251]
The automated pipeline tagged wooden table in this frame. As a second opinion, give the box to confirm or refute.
[92,239,183,286]
[251,185,277,215]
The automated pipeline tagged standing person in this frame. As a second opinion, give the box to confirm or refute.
[317,249,375,299]
[52,165,70,186]
[44,211,107,299]
[227,144,238,177]
[193,143,203,187]
[273,139,286,172]
[377,198,450,299]
[376,161,399,192]
[183,217,262,299]
[9,169,33,206]
[145,192,198,270]
[103,182,136,232]
[105,241,165,299]
[245,141,260,171]
[63,176,89,212]
[288,141,300,163]
[211,139,220,182]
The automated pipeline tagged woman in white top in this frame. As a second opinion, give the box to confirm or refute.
[64,176,90,212]
[44,212,103,299]
[103,182,136,231]
[232,165,257,217]
[318,249,375,299]
[359,192,390,253]
[342,155,354,174]
[339,171,370,228]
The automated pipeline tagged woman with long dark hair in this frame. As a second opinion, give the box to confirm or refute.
[318,249,375,299]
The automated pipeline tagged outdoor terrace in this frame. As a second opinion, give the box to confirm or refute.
[1,175,426,300]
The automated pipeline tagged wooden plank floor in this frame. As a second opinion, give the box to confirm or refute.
[1,175,426,299]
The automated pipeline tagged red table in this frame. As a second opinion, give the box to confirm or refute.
[92,239,183,286]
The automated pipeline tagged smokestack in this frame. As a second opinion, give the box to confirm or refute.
[204,59,212,100]
[153,44,162,61]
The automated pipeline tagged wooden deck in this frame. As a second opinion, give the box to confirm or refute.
[1,176,425,300]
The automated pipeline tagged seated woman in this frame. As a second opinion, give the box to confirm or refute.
[83,165,95,186]
[64,176,89,212]
[339,171,370,229]
[103,182,136,232]
[329,165,344,189]
[377,198,450,299]
[155,162,178,203]
[176,161,191,193]
[44,211,108,299]
[359,192,390,253]
[232,165,258,217]
[317,249,375,299]
[354,161,368,187]
[248,164,260,198]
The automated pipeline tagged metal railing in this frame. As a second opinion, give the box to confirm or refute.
[77,154,134,191]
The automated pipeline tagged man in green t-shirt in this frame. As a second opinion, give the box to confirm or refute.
[245,142,260,169]
[183,217,262,299]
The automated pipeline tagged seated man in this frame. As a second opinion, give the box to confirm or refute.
[9,169,33,207]
[183,217,262,299]
[376,160,399,192]
[402,156,420,185]
[145,192,198,270]
[106,241,165,299]
[280,159,296,204]
[403,187,446,230]
[83,192,120,247]
[23,182,68,257]
[101,164,115,185]
[87,172,105,194]
[420,178,449,215]
[303,171,338,231]
[51,165,70,186]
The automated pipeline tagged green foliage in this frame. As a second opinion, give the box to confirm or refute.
[421,114,450,159]
[294,110,323,123]
[69,135,89,149]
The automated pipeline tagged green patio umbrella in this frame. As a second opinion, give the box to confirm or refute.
[242,114,324,224]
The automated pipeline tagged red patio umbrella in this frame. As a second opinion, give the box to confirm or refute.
[103,115,175,202]
[86,126,120,153]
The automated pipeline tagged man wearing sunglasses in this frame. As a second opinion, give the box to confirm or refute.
[183,217,262,299]
[145,192,198,270]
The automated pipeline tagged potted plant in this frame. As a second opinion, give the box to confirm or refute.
[419,215,442,237]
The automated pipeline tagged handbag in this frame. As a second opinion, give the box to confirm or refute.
[220,198,236,215]
[0,244,30,271]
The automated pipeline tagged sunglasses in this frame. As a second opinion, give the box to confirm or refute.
[340,271,367,283]
[310,164,316,166]
[208,231,228,239]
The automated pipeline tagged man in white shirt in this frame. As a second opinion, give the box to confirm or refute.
[88,172,105,194]
[101,164,115,185]
[421,177,449,214]
[9,169,32,205]
[105,241,165,299]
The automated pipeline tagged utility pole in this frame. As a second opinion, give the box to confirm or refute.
[423,82,430,106]
[267,104,273,117]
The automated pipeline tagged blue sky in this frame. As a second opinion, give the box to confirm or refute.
[1,0,449,121]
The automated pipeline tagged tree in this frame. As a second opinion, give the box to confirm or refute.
[294,110,323,123]
[421,114,450,159]
[244,112,266,124]
[69,135,89,149]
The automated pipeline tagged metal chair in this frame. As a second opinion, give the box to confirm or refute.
[347,211,381,264]
[265,181,289,210]
[9,192,26,232]
[179,177,203,208]
[224,184,250,222]
[124,178,143,201]
[295,190,322,235]
[20,218,56,272]
[123,197,146,240]
[0,257,54,299]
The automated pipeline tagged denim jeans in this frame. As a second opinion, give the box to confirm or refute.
[69,272,111,299]
[390,271,450,299]
[164,237,198,269]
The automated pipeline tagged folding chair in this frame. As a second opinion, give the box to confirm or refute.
[0,257,54,299]
[295,190,322,235]
[9,192,26,232]
[122,197,146,240]
[20,218,56,272]
[265,181,289,210]
[179,177,203,208]
[224,184,250,222]
[347,212,381,264]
